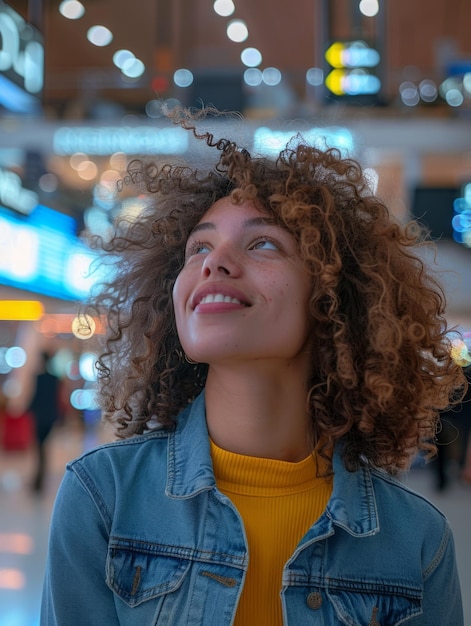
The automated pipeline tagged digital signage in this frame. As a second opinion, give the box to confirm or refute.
[0,204,98,301]
[0,0,44,113]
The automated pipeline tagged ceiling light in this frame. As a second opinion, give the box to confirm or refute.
[173,68,194,87]
[241,47,262,67]
[419,79,438,103]
[121,58,145,78]
[213,0,235,16]
[262,67,282,86]
[87,25,113,47]
[226,19,248,43]
[399,82,419,107]
[244,68,263,87]
[306,67,324,86]
[359,0,379,17]
[59,0,85,19]
[445,89,464,107]
[113,49,135,69]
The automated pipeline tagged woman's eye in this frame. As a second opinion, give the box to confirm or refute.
[186,240,210,257]
[251,238,279,251]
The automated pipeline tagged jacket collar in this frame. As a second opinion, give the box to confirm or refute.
[166,391,379,536]
[325,449,380,536]
[166,391,216,498]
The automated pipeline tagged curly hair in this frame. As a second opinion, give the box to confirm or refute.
[86,110,466,474]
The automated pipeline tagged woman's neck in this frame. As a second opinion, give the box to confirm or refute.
[204,361,312,462]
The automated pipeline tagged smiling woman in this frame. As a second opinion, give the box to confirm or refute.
[41,107,466,626]
[172,198,312,375]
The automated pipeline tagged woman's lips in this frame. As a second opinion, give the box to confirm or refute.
[199,293,244,305]
[191,285,251,311]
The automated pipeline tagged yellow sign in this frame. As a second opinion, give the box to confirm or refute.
[325,42,346,69]
[0,300,44,320]
[325,69,347,95]
[325,40,381,70]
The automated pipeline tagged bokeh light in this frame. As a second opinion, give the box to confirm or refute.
[244,68,263,87]
[173,68,194,87]
[113,49,135,70]
[5,347,27,369]
[262,67,282,86]
[121,58,145,78]
[71,314,96,340]
[241,48,262,68]
[213,0,235,17]
[359,0,379,17]
[59,0,85,19]
[87,25,113,47]
[226,20,248,43]
[306,67,324,86]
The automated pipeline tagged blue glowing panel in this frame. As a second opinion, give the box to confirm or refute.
[253,126,354,158]
[0,2,44,113]
[0,75,41,114]
[0,205,96,301]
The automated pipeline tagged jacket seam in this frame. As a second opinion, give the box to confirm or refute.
[370,469,448,521]
[422,520,451,580]
[69,463,114,531]
[66,429,171,466]
[109,538,248,567]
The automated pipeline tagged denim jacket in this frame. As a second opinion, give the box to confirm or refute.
[41,391,463,625]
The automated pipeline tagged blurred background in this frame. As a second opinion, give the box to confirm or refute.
[0,0,471,624]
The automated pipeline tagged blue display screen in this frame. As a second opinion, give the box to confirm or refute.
[0,204,97,301]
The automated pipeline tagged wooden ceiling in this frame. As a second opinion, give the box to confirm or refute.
[10,0,471,116]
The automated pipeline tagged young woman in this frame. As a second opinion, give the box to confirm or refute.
[41,112,465,625]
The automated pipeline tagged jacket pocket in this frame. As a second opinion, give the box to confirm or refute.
[327,585,422,625]
[106,538,192,608]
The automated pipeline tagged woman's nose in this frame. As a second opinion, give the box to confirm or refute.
[201,244,242,277]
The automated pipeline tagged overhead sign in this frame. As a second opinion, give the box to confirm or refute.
[53,126,189,155]
[0,0,44,113]
[0,167,38,214]
[452,182,471,248]
[325,41,380,69]
[324,40,381,98]
[253,126,354,157]
[0,204,99,301]
[325,69,381,97]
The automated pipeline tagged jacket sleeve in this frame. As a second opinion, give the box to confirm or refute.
[413,520,463,625]
[40,467,119,625]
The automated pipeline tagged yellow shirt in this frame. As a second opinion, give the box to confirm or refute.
[210,440,333,626]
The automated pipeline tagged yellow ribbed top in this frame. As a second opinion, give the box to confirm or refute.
[210,439,333,626]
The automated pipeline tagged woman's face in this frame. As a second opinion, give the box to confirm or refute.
[173,197,312,367]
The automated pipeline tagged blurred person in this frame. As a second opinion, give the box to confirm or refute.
[434,365,471,490]
[29,351,61,492]
[462,432,471,484]
[41,109,465,625]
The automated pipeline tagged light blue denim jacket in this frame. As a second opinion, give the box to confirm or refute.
[41,391,463,625]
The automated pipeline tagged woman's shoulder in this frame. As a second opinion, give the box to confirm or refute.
[65,396,205,491]
[370,466,449,528]
[67,427,174,480]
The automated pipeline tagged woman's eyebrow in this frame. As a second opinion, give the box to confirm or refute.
[190,216,277,236]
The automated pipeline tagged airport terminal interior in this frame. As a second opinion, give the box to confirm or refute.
[1,0,471,624]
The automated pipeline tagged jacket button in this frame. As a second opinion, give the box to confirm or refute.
[306,591,322,609]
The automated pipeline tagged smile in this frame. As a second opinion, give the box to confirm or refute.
[199,293,245,305]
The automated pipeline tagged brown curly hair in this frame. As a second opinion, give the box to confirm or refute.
[87,110,466,474]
